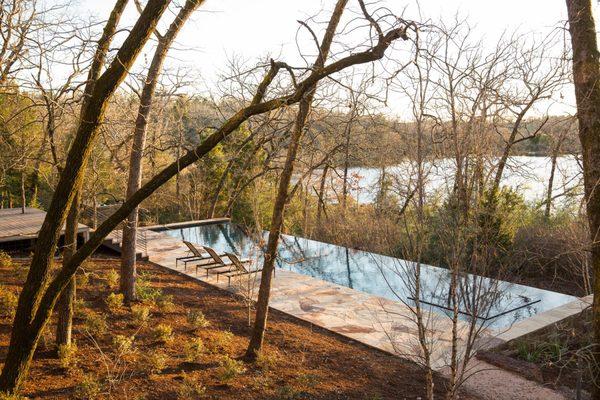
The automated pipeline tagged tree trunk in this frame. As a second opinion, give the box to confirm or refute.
[565,2,600,399]
[341,114,353,213]
[545,128,568,219]
[55,191,80,347]
[316,164,329,225]
[121,0,201,304]
[20,171,25,214]
[545,149,558,219]
[245,0,349,360]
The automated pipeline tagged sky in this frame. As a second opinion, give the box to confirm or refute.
[64,0,600,117]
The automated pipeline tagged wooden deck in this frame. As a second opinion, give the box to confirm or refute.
[0,207,90,243]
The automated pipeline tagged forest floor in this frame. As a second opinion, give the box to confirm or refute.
[0,257,478,400]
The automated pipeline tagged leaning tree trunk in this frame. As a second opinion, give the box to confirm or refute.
[55,191,80,347]
[120,0,201,304]
[565,1,600,399]
[245,0,349,360]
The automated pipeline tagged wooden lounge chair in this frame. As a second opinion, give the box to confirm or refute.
[216,252,263,286]
[195,246,236,276]
[176,241,213,270]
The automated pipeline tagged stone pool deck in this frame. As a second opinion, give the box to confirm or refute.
[108,229,468,367]
[105,227,588,400]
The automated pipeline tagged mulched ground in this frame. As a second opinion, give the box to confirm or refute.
[0,257,479,399]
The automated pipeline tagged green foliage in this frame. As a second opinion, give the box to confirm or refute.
[151,323,173,343]
[105,269,119,290]
[0,287,18,318]
[255,350,279,373]
[275,385,303,400]
[84,312,107,336]
[515,339,567,364]
[0,251,13,269]
[73,374,103,400]
[186,309,210,330]
[295,372,320,388]
[105,292,124,313]
[183,337,205,363]
[130,304,151,326]
[112,334,136,357]
[0,392,28,400]
[156,293,175,313]
[140,350,167,375]
[208,330,233,353]
[177,372,206,399]
[73,298,89,320]
[135,272,162,303]
[58,342,78,370]
[217,356,246,383]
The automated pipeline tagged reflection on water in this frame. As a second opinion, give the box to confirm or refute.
[163,222,577,330]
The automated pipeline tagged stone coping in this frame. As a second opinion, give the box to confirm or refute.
[141,218,230,232]
[492,294,593,344]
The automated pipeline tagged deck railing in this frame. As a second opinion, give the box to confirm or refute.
[79,206,148,257]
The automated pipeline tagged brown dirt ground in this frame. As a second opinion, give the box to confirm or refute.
[0,257,479,400]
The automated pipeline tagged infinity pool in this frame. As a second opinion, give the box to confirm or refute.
[161,222,577,329]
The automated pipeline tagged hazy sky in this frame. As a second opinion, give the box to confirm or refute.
[66,0,600,116]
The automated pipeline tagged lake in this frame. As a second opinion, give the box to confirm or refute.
[305,156,582,208]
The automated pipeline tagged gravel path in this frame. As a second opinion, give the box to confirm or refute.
[456,360,568,400]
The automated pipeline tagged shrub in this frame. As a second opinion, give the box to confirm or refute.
[0,287,18,318]
[217,356,246,383]
[184,337,205,363]
[73,298,89,320]
[296,372,320,388]
[130,304,151,326]
[255,350,279,372]
[140,350,167,375]
[209,330,233,353]
[151,323,173,343]
[84,312,107,336]
[276,384,302,400]
[113,334,136,357]
[0,251,13,269]
[73,374,103,399]
[105,269,119,289]
[76,271,90,287]
[136,272,162,303]
[58,342,78,370]
[105,292,124,313]
[0,392,28,400]
[515,339,567,364]
[186,309,210,330]
[156,293,175,313]
[177,373,206,399]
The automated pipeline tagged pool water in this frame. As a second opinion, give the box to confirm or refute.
[161,222,577,329]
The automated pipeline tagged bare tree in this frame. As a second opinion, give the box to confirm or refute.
[120,0,202,304]
[243,0,350,359]
[244,0,412,359]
